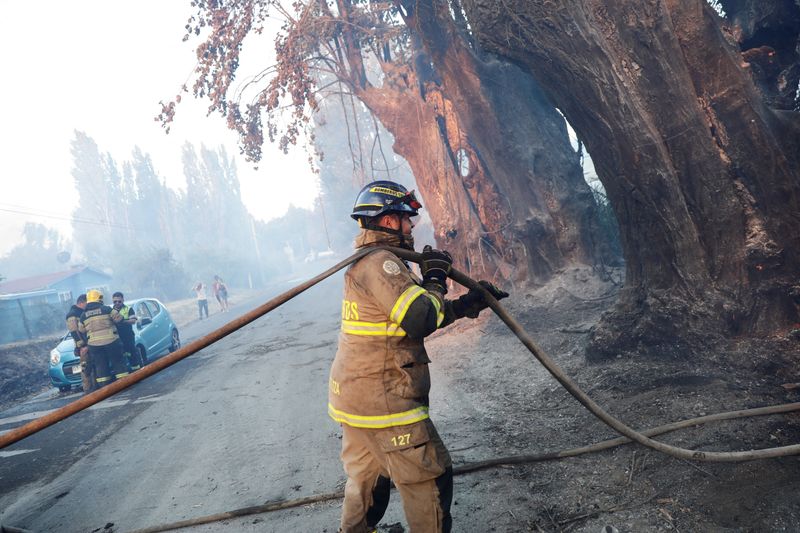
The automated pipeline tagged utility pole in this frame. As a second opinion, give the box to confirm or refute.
[318,193,333,251]
[249,217,266,287]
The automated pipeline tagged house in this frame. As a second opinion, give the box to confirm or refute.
[0,267,113,344]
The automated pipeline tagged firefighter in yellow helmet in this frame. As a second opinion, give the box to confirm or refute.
[78,289,129,390]
[329,180,508,532]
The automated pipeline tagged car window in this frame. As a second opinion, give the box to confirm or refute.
[135,302,152,320]
[145,300,161,317]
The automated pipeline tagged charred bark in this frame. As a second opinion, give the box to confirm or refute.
[462,0,800,356]
[355,62,504,281]
[401,0,617,284]
[719,0,800,110]
[331,3,618,284]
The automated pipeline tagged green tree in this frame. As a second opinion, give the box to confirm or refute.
[127,248,189,301]
[0,223,69,279]
[71,130,117,265]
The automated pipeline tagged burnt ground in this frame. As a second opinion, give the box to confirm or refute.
[0,338,57,412]
[2,269,800,532]
[423,266,800,533]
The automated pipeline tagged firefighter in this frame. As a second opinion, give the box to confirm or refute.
[329,180,508,533]
[78,289,129,389]
[111,292,140,371]
[65,293,92,392]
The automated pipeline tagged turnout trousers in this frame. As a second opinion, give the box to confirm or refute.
[339,418,453,533]
[89,341,129,388]
[77,348,95,393]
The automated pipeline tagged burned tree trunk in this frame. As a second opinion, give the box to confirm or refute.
[401,1,616,283]
[355,62,505,281]
[462,0,800,355]
[335,2,617,284]
[356,48,615,284]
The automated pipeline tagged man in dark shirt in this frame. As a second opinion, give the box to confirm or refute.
[112,292,140,371]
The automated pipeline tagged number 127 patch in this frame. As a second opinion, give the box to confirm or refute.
[390,433,411,447]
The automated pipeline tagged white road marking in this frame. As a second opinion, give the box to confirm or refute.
[0,409,59,428]
[0,394,162,429]
[88,399,132,410]
[0,449,38,458]
[132,396,162,404]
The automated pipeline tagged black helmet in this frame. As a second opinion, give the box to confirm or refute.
[351,180,422,220]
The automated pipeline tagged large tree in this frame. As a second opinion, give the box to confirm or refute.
[0,223,68,279]
[460,0,800,354]
[166,0,617,284]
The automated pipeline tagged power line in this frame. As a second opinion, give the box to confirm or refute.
[0,204,140,231]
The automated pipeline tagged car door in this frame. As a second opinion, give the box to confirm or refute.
[144,300,169,355]
[134,300,157,355]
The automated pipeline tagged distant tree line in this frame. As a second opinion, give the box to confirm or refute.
[2,93,436,302]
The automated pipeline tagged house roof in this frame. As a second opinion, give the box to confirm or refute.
[0,267,111,295]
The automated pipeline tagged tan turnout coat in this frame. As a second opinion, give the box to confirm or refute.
[328,230,445,430]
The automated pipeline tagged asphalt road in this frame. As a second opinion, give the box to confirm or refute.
[0,272,371,532]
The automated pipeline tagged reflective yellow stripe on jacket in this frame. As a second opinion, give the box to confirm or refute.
[84,316,118,344]
[390,285,426,324]
[426,293,445,327]
[328,403,429,428]
[342,320,406,336]
[389,285,445,328]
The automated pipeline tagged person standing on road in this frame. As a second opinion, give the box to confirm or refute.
[193,282,209,320]
[328,180,508,533]
[112,292,140,371]
[65,293,92,393]
[79,289,129,389]
[212,275,229,312]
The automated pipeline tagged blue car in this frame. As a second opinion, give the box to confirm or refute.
[49,298,181,391]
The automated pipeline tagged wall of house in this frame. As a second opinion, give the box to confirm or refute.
[50,272,113,305]
[0,270,113,345]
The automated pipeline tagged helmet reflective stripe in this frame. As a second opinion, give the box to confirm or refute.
[369,185,406,198]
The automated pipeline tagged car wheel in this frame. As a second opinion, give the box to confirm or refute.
[137,345,148,366]
[170,329,181,352]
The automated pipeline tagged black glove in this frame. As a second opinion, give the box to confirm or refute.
[452,280,509,319]
[420,245,453,294]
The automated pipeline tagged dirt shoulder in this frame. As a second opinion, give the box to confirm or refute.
[422,266,800,533]
[0,337,58,411]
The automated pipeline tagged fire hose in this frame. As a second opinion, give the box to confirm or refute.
[1,247,799,529]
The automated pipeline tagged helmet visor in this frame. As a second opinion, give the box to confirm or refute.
[387,190,422,213]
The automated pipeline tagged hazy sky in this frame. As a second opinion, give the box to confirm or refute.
[0,1,318,255]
